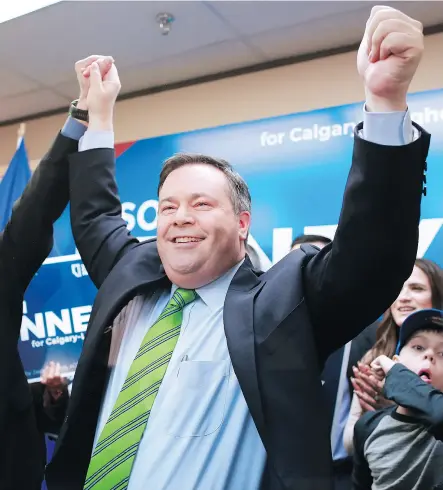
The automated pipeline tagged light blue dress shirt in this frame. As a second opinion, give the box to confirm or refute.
[61,107,416,488]
[100,261,267,490]
[61,106,416,149]
[331,358,352,460]
[65,106,416,150]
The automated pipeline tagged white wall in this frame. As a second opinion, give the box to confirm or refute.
[0,32,442,176]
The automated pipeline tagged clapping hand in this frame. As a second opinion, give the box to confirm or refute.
[41,361,67,401]
[351,359,393,412]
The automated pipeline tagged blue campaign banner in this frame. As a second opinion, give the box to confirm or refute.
[19,88,443,380]
[20,258,96,380]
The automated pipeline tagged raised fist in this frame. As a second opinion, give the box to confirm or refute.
[358,6,424,111]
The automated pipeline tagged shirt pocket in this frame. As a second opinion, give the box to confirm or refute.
[166,359,230,438]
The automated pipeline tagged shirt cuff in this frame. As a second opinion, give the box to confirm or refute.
[61,117,87,141]
[79,130,115,152]
[360,104,418,146]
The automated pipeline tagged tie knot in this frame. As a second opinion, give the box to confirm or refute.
[173,288,197,308]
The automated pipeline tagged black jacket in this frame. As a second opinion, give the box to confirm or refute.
[0,133,77,490]
[46,123,430,490]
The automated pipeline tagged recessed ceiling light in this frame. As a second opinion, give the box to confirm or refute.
[155,12,174,36]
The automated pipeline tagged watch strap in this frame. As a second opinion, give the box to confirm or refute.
[69,99,89,122]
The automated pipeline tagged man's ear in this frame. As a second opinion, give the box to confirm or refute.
[238,211,251,241]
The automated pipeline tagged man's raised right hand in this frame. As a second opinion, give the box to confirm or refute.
[84,60,121,131]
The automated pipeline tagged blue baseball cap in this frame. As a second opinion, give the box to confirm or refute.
[396,308,443,355]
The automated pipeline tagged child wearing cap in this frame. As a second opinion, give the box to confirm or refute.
[352,309,443,490]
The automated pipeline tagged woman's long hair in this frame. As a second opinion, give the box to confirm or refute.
[364,258,443,364]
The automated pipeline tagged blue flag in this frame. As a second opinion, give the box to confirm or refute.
[0,138,31,231]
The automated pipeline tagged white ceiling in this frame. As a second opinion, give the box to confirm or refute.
[0,0,441,125]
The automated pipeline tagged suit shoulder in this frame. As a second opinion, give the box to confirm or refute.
[263,244,317,278]
[121,237,157,260]
[138,236,157,246]
[130,236,157,253]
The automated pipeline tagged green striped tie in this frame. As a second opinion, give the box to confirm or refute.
[84,288,197,490]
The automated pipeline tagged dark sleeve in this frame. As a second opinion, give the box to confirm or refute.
[303,123,430,361]
[68,148,139,288]
[31,382,69,435]
[0,134,77,291]
[352,409,390,490]
[384,363,443,440]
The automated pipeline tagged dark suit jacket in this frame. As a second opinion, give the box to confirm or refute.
[46,123,430,490]
[0,133,77,490]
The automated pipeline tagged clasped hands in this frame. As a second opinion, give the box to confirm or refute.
[74,54,121,131]
[351,355,396,412]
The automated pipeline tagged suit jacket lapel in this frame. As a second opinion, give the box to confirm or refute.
[224,258,266,437]
[85,243,167,350]
[68,244,169,419]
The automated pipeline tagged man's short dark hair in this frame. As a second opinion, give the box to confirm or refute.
[291,234,332,249]
[158,153,251,215]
